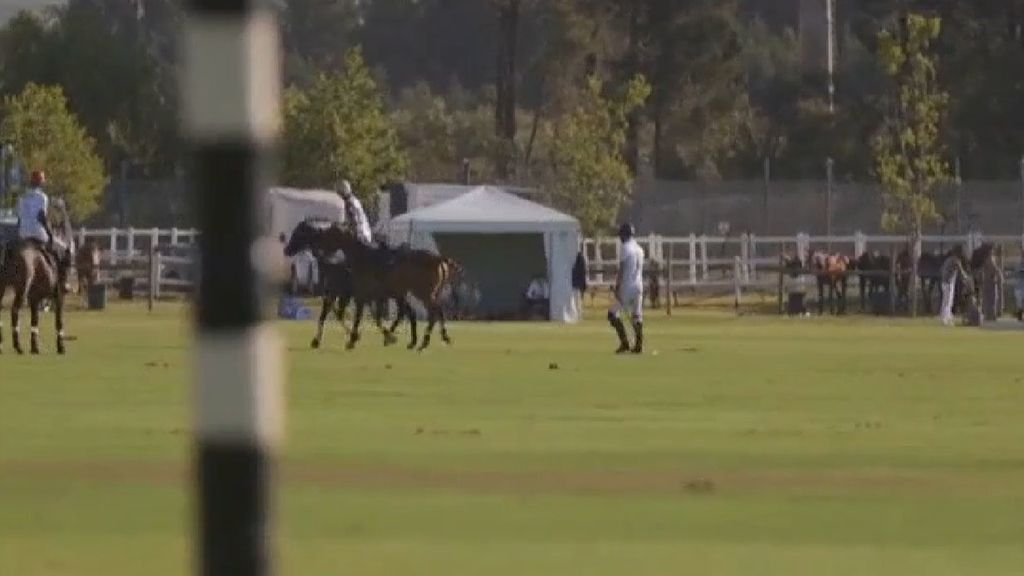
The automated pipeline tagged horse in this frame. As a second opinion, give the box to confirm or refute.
[0,238,74,355]
[284,221,458,350]
[895,247,964,315]
[853,250,891,310]
[808,250,850,315]
[75,239,101,302]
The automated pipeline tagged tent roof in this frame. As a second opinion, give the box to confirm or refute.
[268,187,345,208]
[390,186,578,232]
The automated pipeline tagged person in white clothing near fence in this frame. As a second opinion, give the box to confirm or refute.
[939,245,967,326]
[608,223,645,354]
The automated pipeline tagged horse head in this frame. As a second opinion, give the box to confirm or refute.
[284,219,337,258]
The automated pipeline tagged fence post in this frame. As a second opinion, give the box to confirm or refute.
[688,233,697,286]
[699,235,709,280]
[151,227,159,253]
[172,227,180,246]
[747,233,757,281]
[855,231,866,257]
[733,256,742,312]
[777,252,785,315]
[666,241,673,317]
[109,228,118,266]
[148,244,156,312]
[797,232,810,264]
[77,227,86,248]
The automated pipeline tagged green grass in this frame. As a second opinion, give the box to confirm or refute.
[1,303,1023,575]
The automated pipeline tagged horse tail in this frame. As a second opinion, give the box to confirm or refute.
[440,257,463,307]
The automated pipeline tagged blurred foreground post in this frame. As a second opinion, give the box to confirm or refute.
[183,1,284,575]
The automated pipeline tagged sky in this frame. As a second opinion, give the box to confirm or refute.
[0,0,49,24]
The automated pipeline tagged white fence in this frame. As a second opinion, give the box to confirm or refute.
[72,227,1024,306]
[74,227,199,297]
[583,232,1024,292]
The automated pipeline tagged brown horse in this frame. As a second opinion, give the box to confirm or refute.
[808,250,850,315]
[284,220,458,350]
[0,240,72,355]
[75,239,101,302]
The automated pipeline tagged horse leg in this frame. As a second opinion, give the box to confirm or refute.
[11,288,24,355]
[404,302,418,350]
[817,278,825,315]
[382,298,402,347]
[312,295,335,349]
[55,288,66,355]
[29,296,40,355]
[346,300,365,350]
[418,305,439,351]
[439,308,452,345]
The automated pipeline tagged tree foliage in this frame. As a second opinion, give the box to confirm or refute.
[872,14,950,235]
[547,75,650,235]
[0,82,107,219]
[282,49,407,198]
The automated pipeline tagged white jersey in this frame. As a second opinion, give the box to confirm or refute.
[619,239,645,293]
[346,195,373,245]
[17,187,49,242]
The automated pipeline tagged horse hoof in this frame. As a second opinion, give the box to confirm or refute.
[311,339,321,349]
[30,347,40,355]
[57,345,66,355]
[407,342,417,351]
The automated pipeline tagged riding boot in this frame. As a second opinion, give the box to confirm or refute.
[631,321,644,354]
[608,312,630,353]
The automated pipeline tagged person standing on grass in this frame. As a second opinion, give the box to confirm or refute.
[939,245,967,326]
[608,223,645,354]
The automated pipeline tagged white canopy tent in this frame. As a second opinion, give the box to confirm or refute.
[389,186,581,323]
[266,187,346,241]
[267,187,347,290]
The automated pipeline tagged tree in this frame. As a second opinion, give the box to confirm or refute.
[547,75,650,235]
[282,49,407,198]
[0,83,108,219]
[872,13,950,314]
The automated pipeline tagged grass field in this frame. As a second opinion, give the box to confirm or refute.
[1,303,1023,575]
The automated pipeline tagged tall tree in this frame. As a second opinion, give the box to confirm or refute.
[0,83,107,219]
[547,75,650,234]
[872,13,950,313]
[282,49,407,197]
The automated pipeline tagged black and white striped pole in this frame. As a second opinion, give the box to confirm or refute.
[182,1,284,575]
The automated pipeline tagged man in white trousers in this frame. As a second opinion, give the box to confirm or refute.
[939,245,967,326]
[608,223,645,354]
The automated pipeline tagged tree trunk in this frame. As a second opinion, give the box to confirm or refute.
[910,225,921,318]
[624,0,643,175]
[495,0,520,180]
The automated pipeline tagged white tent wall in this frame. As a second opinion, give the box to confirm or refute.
[546,228,580,323]
[388,186,581,323]
[267,187,346,240]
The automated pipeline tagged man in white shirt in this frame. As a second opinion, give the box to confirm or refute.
[338,180,373,246]
[609,223,645,354]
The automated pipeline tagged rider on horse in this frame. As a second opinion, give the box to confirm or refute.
[16,170,70,290]
[338,179,399,271]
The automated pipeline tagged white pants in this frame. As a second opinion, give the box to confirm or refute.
[940,278,956,325]
[610,286,643,322]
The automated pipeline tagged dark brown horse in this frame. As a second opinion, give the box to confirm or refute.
[852,250,891,310]
[0,240,72,355]
[284,220,458,350]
